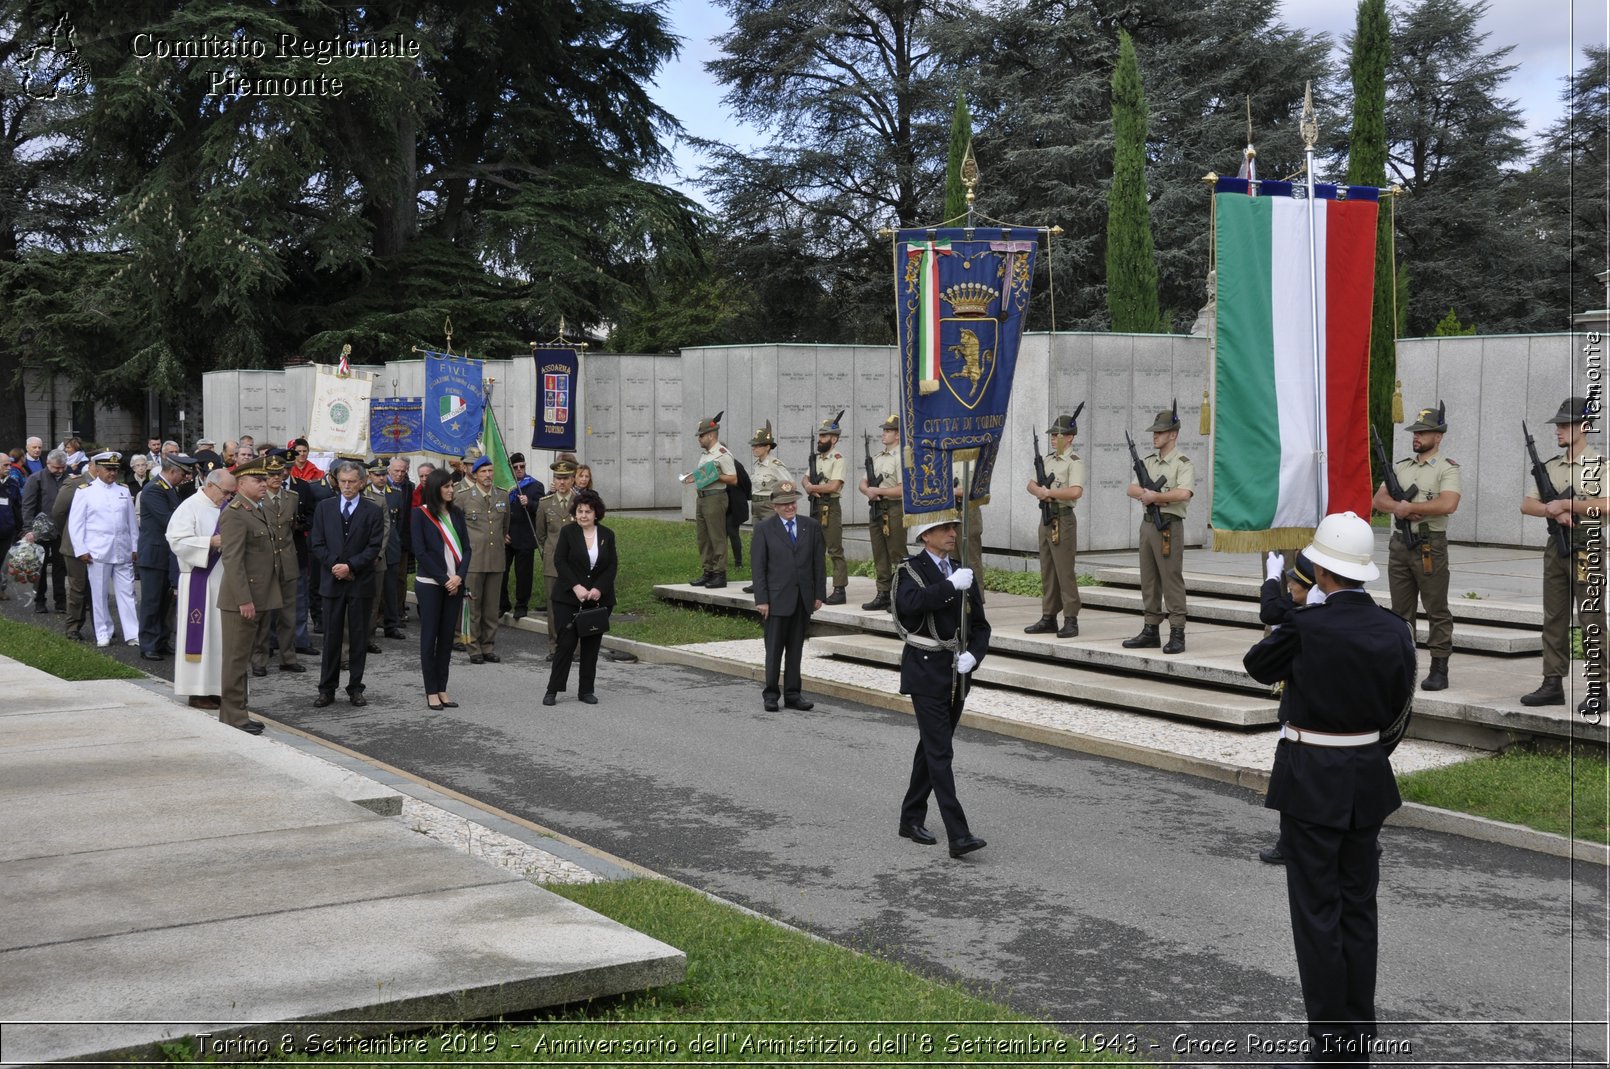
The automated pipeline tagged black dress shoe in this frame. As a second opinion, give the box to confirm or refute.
[349,692,368,707]
[949,835,987,859]
[579,693,598,705]
[764,699,780,712]
[605,648,637,662]
[366,641,383,654]
[470,653,485,664]
[482,652,501,663]
[385,628,407,639]
[784,697,814,711]
[427,699,444,711]
[65,630,82,642]
[140,651,163,661]
[313,692,335,707]
[237,719,265,735]
[542,692,557,706]
[441,699,458,708]
[1259,845,1286,865]
[899,822,938,846]
[279,662,306,673]
[295,645,318,655]
[742,584,755,593]
[251,666,268,677]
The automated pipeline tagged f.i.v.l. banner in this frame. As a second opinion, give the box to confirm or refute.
[422,351,484,457]
[893,228,1038,525]
[532,347,579,451]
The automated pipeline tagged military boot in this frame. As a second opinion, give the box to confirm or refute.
[1520,676,1565,706]
[1122,624,1160,649]
[1056,618,1080,639]
[1421,656,1450,691]
[824,587,846,605]
[1023,615,1058,634]
[861,592,891,611]
[1162,626,1186,655]
[690,573,710,587]
[706,572,727,589]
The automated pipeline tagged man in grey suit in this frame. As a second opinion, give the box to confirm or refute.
[750,483,826,712]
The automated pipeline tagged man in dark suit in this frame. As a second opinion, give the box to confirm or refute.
[309,460,385,707]
[502,452,544,619]
[134,454,192,659]
[894,517,990,860]
[750,483,825,713]
[1244,511,1415,1062]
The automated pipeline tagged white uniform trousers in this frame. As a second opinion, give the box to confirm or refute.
[88,560,138,646]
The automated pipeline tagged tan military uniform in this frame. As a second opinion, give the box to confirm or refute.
[1528,446,1606,677]
[217,498,285,728]
[695,443,737,577]
[1133,449,1193,627]
[867,447,904,595]
[749,454,795,527]
[1038,446,1087,620]
[1387,453,1463,657]
[252,486,302,670]
[461,483,510,656]
[51,473,92,636]
[810,447,849,588]
[535,490,575,640]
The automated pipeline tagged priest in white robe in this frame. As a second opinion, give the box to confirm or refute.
[167,469,237,707]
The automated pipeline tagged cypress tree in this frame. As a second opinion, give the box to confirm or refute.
[1106,31,1163,332]
[1346,0,1396,470]
[943,92,973,224]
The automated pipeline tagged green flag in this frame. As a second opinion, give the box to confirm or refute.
[481,406,517,494]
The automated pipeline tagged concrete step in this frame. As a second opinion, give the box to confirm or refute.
[812,634,1278,727]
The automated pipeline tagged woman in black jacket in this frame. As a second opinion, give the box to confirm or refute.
[412,468,471,710]
[543,488,616,706]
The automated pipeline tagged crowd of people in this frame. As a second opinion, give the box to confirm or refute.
[0,432,624,731]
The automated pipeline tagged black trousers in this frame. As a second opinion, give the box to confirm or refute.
[901,688,971,841]
[318,587,372,695]
[546,600,603,696]
[762,609,807,700]
[36,540,66,608]
[415,582,461,694]
[1282,813,1382,1062]
[506,547,536,614]
[136,565,173,655]
[380,562,402,629]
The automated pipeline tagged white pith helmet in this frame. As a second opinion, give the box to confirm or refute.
[1303,511,1379,582]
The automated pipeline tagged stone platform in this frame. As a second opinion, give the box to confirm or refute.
[0,657,684,1066]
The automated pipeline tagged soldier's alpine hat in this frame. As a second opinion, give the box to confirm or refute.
[1047,401,1086,437]
[879,413,900,432]
[1145,399,1180,433]
[696,411,724,436]
[1405,401,1447,433]
[750,420,777,447]
[1547,396,1599,426]
[816,409,845,436]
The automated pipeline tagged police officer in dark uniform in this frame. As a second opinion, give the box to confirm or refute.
[893,517,990,860]
[1243,511,1415,1061]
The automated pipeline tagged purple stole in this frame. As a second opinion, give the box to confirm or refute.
[184,503,225,662]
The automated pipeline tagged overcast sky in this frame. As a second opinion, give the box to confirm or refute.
[648,0,1607,201]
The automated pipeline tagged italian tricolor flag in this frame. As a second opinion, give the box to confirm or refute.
[1210,179,1379,551]
[906,239,950,395]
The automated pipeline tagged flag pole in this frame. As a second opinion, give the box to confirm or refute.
[1300,82,1325,526]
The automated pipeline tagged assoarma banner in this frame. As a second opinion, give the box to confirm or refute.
[369,397,423,454]
[894,227,1038,522]
[307,363,375,454]
[532,347,579,451]
[422,351,484,457]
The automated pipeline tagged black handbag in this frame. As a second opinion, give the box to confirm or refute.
[573,603,611,637]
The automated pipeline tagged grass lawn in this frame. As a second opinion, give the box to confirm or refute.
[1398,745,1610,844]
[0,613,144,681]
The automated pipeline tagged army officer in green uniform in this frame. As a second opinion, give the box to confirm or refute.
[1123,401,1194,655]
[802,411,849,604]
[859,414,904,611]
[1025,408,1086,638]
[683,412,737,588]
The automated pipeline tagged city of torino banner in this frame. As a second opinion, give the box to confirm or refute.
[532,346,579,451]
[307,362,375,454]
[895,228,1038,523]
[1210,177,1379,551]
[422,350,484,457]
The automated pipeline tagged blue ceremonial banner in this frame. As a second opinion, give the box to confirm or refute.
[422,351,484,456]
[369,397,423,454]
[532,347,579,451]
[894,227,1038,522]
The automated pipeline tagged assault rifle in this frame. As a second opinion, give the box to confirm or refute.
[807,446,824,521]
[1031,431,1054,528]
[863,432,884,524]
[1523,421,1574,558]
[1125,431,1169,532]
[1370,425,1422,551]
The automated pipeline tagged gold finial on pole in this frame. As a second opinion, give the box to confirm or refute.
[1299,81,1318,153]
[443,315,455,355]
[961,140,979,226]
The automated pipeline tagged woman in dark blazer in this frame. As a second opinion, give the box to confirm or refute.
[411,468,471,710]
[543,488,617,706]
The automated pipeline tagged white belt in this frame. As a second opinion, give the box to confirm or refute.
[1281,724,1381,747]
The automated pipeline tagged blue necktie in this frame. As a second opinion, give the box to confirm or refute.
[786,519,797,544]
[939,557,951,577]
[342,500,353,521]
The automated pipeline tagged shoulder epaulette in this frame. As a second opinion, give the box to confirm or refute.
[1446,457,1460,467]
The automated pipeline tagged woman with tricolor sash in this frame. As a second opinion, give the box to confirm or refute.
[412,468,470,711]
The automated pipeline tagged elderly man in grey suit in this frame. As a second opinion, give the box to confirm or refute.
[751,483,826,713]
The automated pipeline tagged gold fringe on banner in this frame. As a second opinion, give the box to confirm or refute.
[1210,526,1318,554]
[1391,379,1404,424]
[919,379,939,395]
[904,507,962,528]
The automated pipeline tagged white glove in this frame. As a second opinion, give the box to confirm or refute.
[1305,587,1328,607]
[947,566,974,591]
[956,651,977,674]
[1265,551,1284,582]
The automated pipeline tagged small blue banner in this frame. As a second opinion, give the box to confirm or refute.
[532,347,579,451]
[422,351,484,456]
[369,397,423,454]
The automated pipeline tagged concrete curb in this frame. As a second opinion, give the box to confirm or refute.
[616,636,1610,868]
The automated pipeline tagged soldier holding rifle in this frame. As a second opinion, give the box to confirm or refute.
[1520,397,1606,716]
[1123,401,1194,654]
[858,415,903,611]
[802,410,849,605]
[1371,403,1462,691]
[1024,407,1086,638]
